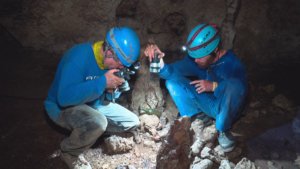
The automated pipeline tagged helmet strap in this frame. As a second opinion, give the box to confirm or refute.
[103,45,108,64]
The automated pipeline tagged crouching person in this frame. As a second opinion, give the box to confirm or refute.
[44,27,141,168]
[144,23,248,153]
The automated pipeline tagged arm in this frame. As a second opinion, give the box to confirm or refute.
[144,44,199,79]
[57,63,107,107]
[158,56,199,79]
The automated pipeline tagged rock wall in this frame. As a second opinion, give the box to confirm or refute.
[1,0,300,71]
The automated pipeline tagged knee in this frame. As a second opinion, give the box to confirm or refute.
[165,77,190,95]
[222,78,245,95]
[87,114,108,136]
[165,77,180,90]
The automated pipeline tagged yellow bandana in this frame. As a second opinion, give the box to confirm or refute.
[93,41,108,70]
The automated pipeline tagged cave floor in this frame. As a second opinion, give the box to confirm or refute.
[1,42,300,169]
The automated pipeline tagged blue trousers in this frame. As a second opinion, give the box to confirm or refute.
[165,77,246,131]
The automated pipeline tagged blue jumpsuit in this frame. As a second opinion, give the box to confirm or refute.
[158,50,248,131]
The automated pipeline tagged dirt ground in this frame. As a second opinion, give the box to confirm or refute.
[1,28,300,169]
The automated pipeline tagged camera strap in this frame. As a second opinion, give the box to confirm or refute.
[207,67,217,83]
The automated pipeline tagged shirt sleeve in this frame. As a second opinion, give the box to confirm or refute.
[158,55,199,79]
[57,62,107,107]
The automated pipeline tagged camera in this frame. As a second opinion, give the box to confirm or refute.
[149,53,161,73]
[113,61,141,92]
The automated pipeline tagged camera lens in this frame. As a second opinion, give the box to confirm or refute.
[118,81,130,92]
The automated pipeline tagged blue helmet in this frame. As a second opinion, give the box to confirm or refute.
[106,27,141,67]
[184,24,220,58]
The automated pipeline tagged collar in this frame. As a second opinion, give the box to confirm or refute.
[93,41,108,70]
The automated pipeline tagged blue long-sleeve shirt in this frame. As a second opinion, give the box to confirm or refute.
[158,50,248,94]
[44,43,120,121]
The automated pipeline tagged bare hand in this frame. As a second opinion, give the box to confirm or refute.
[190,80,214,94]
[144,44,165,62]
[104,69,125,89]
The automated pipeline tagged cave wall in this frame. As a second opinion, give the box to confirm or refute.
[0,0,300,71]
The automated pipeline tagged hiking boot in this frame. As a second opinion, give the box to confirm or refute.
[191,112,212,127]
[60,152,77,169]
[218,130,236,152]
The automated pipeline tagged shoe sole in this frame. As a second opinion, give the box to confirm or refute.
[220,142,236,153]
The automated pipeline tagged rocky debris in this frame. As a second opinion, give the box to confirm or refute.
[214,145,242,160]
[190,137,206,156]
[249,101,263,109]
[156,116,191,169]
[72,86,298,169]
[234,157,257,169]
[201,147,222,164]
[259,84,275,94]
[104,135,134,153]
[200,123,218,143]
[272,94,294,111]
[191,157,213,169]
[156,123,171,140]
[114,164,136,169]
[48,149,61,159]
[130,130,142,144]
[139,114,162,139]
[74,154,92,169]
[294,155,300,168]
[219,159,231,169]
[267,161,277,169]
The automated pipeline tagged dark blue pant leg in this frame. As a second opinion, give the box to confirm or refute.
[166,77,246,131]
[212,78,246,131]
[165,76,212,117]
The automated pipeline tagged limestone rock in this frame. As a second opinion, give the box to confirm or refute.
[272,94,293,110]
[156,116,191,169]
[191,136,206,156]
[201,147,222,164]
[114,164,136,169]
[104,135,134,153]
[219,159,231,169]
[200,124,218,143]
[214,145,242,160]
[139,114,162,137]
[234,157,257,169]
[192,158,214,169]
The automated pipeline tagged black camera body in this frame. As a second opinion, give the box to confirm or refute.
[113,61,141,92]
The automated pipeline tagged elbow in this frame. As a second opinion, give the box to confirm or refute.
[57,93,71,107]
